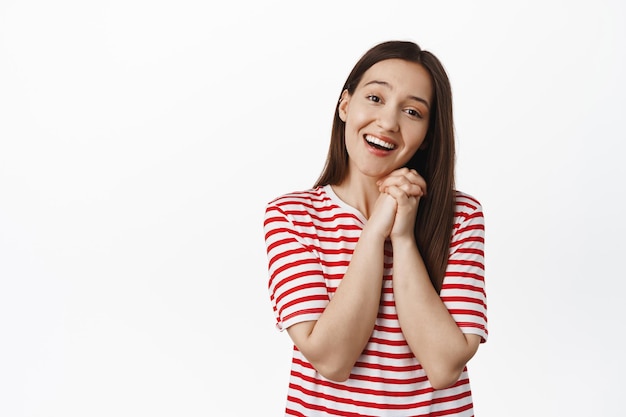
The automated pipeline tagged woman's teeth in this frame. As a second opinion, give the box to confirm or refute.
[365,135,395,150]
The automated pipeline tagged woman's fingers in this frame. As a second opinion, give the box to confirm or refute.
[377,169,427,197]
[384,184,412,202]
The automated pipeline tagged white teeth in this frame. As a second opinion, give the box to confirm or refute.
[365,135,395,150]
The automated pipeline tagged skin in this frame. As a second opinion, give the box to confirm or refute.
[286,59,481,388]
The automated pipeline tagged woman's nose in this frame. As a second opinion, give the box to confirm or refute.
[376,105,399,132]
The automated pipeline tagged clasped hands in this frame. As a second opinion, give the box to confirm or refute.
[369,168,427,240]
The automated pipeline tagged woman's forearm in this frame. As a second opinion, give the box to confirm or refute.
[391,236,480,389]
[287,226,387,381]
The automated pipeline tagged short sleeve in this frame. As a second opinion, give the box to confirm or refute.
[263,202,329,331]
[440,194,488,342]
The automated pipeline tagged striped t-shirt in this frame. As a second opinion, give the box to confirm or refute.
[263,184,487,417]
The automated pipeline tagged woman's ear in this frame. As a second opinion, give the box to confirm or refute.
[338,90,349,122]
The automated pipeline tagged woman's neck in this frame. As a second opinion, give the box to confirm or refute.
[331,174,380,219]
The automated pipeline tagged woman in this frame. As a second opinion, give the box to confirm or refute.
[263,40,487,416]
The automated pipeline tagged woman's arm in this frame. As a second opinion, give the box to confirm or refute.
[391,236,481,389]
[380,169,483,389]
[286,192,397,382]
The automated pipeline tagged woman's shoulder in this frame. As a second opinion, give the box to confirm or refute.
[454,190,482,210]
[453,190,484,220]
[266,186,329,210]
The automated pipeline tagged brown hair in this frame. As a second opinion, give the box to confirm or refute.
[313,40,455,293]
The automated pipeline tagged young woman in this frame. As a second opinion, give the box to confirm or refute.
[263,40,487,416]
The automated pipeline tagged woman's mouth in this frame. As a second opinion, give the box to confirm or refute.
[365,134,396,151]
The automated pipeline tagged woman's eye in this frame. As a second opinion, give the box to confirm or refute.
[405,109,422,118]
[367,95,381,103]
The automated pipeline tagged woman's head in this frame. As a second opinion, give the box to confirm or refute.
[337,58,433,181]
[315,40,455,189]
[314,40,456,292]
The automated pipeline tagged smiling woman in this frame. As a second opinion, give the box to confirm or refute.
[263,40,487,416]
[337,59,432,184]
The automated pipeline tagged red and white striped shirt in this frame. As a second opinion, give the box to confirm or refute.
[264,185,487,416]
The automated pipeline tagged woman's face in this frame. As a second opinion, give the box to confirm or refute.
[338,58,432,181]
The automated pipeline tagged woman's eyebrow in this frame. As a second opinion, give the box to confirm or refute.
[363,80,430,109]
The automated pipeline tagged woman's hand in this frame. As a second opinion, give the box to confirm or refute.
[365,191,399,240]
[377,168,427,240]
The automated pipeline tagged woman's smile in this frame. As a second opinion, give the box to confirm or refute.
[364,134,397,151]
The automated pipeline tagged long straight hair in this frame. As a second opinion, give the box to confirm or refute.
[314,40,456,293]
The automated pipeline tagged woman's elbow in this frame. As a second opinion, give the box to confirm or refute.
[427,367,464,390]
[315,362,353,382]
[426,337,481,389]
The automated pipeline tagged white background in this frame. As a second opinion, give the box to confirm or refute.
[1,1,625,416]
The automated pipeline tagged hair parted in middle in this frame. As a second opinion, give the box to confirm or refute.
[313,40,456,293]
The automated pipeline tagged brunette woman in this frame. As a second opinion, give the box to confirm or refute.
[263,40,487,416]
